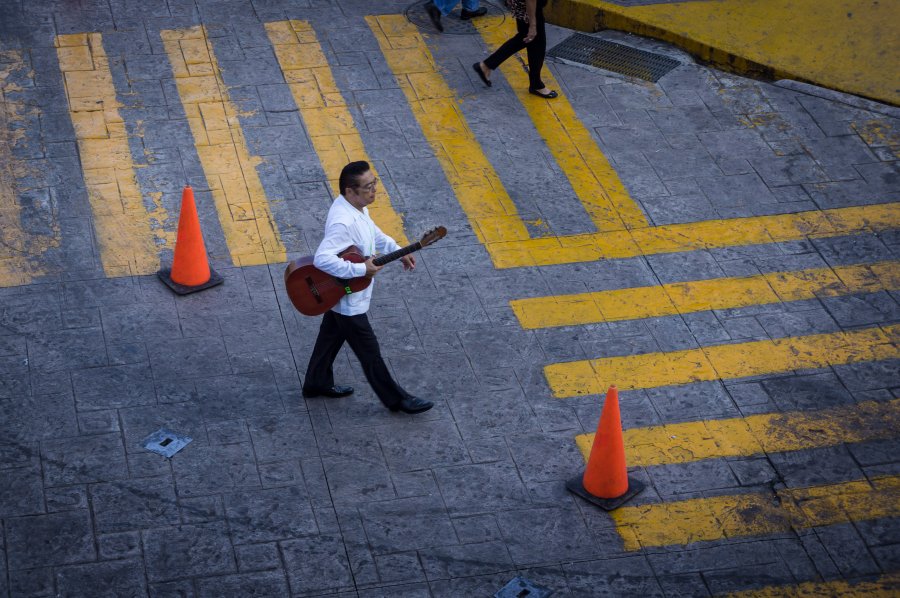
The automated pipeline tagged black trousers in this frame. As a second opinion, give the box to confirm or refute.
[483,0,548,91]
[303,310,410,409]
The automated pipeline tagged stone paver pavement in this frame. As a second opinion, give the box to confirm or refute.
[0,0,898,596]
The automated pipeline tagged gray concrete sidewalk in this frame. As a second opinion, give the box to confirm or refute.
[1,0,898,596]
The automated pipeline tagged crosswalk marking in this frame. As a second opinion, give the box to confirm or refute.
[161,26,286,267]
[5,18,899,290]
[367,15,531,245]
[475,17,648,231]
[612,475,900,550]
[546,324,899,396]
[490,202,900,268]
[513,260,900,328]
[266,20,408,245]
[368,16,899,270]
[727,573,900,597]
[576,399,899,466]
[57,33,171,277]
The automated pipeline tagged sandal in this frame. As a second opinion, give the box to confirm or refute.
[528,88,558,99]
[472,62,492,87]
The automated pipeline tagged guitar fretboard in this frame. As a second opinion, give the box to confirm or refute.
[373,242,422,266]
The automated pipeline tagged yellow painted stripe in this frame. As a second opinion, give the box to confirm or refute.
[546,324,899,396]
[613,475,900,550]
[366,15,531,245]
[0,51,41,287]
[489,203,900,268]
[160,26,285,266]
[513,260,900,329]
[576,399,900,466]
[474,16,647,231]
[57,33,171,276]
[266,21,408,245]
[728,572,900,598]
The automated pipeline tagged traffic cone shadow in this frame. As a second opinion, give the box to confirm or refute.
[566,385,645,510]
[158,185,224,295]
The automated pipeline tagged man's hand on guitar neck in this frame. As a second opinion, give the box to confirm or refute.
[364,257,382,279]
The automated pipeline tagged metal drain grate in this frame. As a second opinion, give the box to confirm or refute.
[548,33,680,82]
[405,0,506,35]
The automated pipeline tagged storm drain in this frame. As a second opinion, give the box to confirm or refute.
[548,33,680,82]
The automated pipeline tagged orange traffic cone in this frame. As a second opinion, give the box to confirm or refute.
[566,385,644,510]
[157,185,223,295]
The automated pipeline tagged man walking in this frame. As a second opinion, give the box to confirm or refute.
[301,161,433,414]
[425,1,488,32]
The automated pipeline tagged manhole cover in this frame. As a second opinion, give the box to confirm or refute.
[548,33,680,82]
[405,0,507,35]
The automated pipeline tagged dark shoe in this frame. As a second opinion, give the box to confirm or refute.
[390,396,434,414]
[302,385,354,398]
[472,62,491,87]
[425,2,443,32]
[460,7,488,19]
[528,88,558,99]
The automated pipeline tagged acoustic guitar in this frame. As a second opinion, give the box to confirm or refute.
[284,226,447,316]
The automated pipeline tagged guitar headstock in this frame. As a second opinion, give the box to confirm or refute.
[419,226,447,248]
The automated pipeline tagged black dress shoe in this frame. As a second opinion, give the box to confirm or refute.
[390,396,434,414]
[472,62,492,87]
[425,1,443,32]
[528,88,559,99]
[302,385,354,398]
[460,7,488,19]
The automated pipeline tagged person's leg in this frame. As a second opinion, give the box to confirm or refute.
[336,313,411,410]
[526,3,549,90]
[425,0,446,32]
[482,17,528,72]
[432,0,459,15]
[460,0,486,16]
[303,310,345,392]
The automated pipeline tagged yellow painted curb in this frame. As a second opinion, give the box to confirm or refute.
[544,0,899,106]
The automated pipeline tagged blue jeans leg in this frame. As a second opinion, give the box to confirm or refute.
[432,0,459,16]
[462,0,480,10]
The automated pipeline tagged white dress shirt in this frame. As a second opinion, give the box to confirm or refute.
[313,195,401,316]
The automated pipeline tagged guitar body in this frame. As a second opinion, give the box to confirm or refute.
[284,227,446,317]
[284,246,372,316]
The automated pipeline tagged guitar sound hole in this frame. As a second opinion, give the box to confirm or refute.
[305,276,322,302]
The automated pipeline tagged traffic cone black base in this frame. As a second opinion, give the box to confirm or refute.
[157,267,224,295]
[566,475,645,511]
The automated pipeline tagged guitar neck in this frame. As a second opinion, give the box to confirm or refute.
[372,242,422,266]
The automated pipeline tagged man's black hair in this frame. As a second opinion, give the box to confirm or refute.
[339,161,370,196]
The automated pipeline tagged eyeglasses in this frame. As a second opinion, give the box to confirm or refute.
[355,178,378,192]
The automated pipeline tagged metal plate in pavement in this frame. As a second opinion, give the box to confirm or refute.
[142,428,192,458]
[495,576,554,598]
